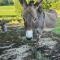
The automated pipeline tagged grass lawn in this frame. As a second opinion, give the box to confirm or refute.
[0,6,17,16]
[52,17,60,34]
[56,10,60,14]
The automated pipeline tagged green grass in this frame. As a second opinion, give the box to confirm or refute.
[52,17,60,34]
[0,6,17,16]
[0,5,23,20]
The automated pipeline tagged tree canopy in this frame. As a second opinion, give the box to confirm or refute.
[42,0,60,9]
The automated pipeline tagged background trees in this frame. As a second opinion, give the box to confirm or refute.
[42,0,60,10]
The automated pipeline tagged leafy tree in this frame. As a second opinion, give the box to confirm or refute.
[42,0,60,9]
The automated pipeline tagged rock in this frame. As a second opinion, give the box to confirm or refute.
[0,45,32,60]
[38,38,57,49]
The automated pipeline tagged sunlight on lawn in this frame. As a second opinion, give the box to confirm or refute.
[52,17,60,34]
[56,10,60,14]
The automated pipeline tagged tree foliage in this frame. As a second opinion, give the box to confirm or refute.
[42,0,60,9]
